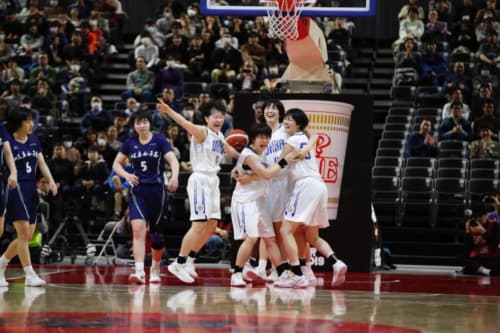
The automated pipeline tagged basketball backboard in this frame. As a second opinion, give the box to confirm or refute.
[200,0,376,17]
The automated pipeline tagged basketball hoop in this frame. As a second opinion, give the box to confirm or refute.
[262,0,315,40]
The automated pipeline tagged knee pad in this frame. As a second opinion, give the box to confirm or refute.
[150,232,165,250]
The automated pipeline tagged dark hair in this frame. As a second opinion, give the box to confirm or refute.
[450,101,463,109]
[199,102,225,123]
[264,99,285,123]
[129,109,153,128]
[248,123,272,144]
[285,108,309,130]
[87,145,99,153]
[6,108,33,134]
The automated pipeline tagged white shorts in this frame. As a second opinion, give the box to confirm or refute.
[231,196,274,240]
[284,177,329,228]
[266,173,290,222]
[187,172,221,221]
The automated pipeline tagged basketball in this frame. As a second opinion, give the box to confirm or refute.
[226,129,249,152]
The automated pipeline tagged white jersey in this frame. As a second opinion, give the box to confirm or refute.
[286,131,322,182]
[262,124,287,166]
[190,127,225,173]
[232,147,267,202]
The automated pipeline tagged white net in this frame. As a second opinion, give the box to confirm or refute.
[264,0,309,40]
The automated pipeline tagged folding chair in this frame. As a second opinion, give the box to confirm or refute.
[93,221,122,265]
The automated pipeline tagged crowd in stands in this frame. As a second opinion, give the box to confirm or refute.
[393,0,499,159]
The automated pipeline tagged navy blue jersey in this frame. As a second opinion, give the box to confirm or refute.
[0,123,10,170]
[8,134,41,182]
[120,134,172,184]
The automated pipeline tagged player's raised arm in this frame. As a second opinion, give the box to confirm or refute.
[156,98,207,143]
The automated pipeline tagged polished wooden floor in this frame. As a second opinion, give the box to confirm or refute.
[0,264,499,332]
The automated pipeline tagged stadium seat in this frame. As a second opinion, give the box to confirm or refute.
[403,167,434,178]
[372,176,401,225]
[400,176,435,226]
[468,178,500,209]
[437,158,468,170]
[374,157,405,168]
[378,139,405,149]
[470,159,499,170]
[469,168,499,180]
[433,177,467,227]
[406,157,436,169]
[436,168,467,179]
[372,166,401,177]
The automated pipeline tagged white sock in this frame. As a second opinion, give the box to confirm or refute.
[0,255,9,267]
[258,259,267,271]
[23,265,37,277]
[478,267,491,276]
[187,256,195,264]
[152,260,161,268]
[135,262,144,274]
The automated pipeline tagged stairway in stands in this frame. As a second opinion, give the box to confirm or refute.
[96,43,133,110]
[367,40,462,266]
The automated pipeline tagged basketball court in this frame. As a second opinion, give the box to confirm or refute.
[1,263,499,332]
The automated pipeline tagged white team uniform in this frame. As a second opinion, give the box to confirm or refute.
[231,147,274,240]
[262,124,290,222]
[187,128,225,221]
[284,132,329,228]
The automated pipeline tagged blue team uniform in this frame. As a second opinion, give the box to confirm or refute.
[119,134,172,230]
[0,124,9,215]
[6,134,41,224]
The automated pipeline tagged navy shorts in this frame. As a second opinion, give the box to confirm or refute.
[0,179,6,216]
[6,181,39,224]
[129,183,169,226]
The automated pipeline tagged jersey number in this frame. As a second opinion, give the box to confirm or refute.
[26,161,32,174]
[299,142,311,160]
[140,161,147,171]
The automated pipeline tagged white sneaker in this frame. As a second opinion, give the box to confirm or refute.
[168,262,195,284]
[242,262,254,281]
[0,265,8,287]
[243,264,266,282]
[332,260,347,287]
[25,274,47,287]
[301,265,317,286]
[274,272,309,288]
[230,272,247,287]
[149,266,161,283]
[128,272,146,284]
[185,258,198,279]
[265,269,279,282]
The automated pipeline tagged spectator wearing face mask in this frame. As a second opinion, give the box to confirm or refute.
[134,33,159,70]
[80,95,114,134]
[156,6,175,35]
[136,18,165,48]
[96,131,117,169]
[62,133,83,175]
